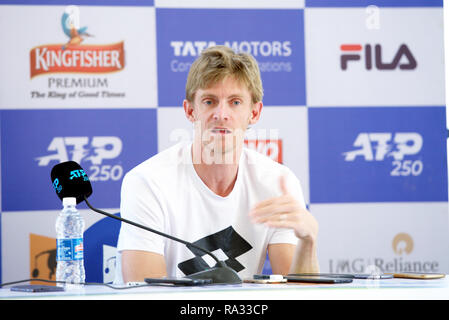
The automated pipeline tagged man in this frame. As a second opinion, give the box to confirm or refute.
[114,46,319,284]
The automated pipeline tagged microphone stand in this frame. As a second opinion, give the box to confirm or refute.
[83,196,242,285]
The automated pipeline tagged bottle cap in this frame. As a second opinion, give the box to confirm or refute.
[63,197,77,206]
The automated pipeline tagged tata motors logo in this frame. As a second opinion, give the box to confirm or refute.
[35,136,123,182]
[30,6,125,78]
[156,9,305,106]
[169,41,292,73]
[343,132,423,177]
[171,41,292,57]
[340,43,417,71]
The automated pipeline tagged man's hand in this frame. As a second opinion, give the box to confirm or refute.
[249,176,318,242]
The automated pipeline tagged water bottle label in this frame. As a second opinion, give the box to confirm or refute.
[56,238,84,261]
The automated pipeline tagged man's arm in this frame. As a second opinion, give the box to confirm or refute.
[250,175,319,275]
[119,172,168,283]
[121,250,167,283]
[268,242,319,275]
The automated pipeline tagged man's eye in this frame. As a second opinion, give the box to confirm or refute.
[232,100,241,106]
[204,100,213,105]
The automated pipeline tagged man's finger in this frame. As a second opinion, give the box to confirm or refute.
[250,204,299,222]
[251,194,292,211]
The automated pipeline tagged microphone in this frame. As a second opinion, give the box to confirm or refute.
[51,160,92,204]
[50,161,242,285]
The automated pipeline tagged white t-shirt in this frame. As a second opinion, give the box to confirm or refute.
[114,142,305,284]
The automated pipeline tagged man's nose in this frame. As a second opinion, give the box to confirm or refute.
[213,102,230,121]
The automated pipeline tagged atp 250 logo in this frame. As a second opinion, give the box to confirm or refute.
[36,136,123,182]
[343,132,423,177]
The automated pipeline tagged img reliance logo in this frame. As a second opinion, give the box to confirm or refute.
[36,136,124,182]
[328,233,439,274]
[342,132,423,177]
[340,43,417,71]
[30,6,125,78]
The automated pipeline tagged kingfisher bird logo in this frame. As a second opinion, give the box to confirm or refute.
[61,6,93,50]
[30,6,125,78]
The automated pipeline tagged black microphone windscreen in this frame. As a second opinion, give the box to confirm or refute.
[51,161,93,204]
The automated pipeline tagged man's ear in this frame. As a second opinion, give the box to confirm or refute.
[183,99,195,123]
[248,101,263,125]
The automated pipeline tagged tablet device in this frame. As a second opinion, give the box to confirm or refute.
[244,278,287,284]
[144,277,212,286]
[288,273,354,279]
[353,273,393,279]
[10,284,65,293]
[390,272,445,279]
[284,275,353,284]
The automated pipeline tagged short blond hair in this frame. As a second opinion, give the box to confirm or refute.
[185,45,263,104]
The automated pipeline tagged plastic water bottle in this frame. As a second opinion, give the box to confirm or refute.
[56,197,85,286]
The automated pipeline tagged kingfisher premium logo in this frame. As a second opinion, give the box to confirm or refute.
[28,6,126,101]
[30,6,124,78]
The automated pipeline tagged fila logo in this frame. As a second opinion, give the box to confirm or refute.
[340,44,417,71]
[35,136,122,166]
[343,132,423,162]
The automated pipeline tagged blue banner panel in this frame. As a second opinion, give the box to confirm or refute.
[0,0,154,6]
[305,0,443,7]
[84,213,121,283]
[0,211,2,284]
[309,107,448,203]
[156,9,306,107]
[1,109,158,211]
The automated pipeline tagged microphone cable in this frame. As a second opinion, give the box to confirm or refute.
[83,195,224,267]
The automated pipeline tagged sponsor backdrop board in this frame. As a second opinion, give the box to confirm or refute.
[309,107,447,203]
[305,8,445,107]
[0,0,447,284]
[156,8,306,107]
[1,109,158,211]
[0,4,158,109]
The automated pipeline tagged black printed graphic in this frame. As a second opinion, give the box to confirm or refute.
[178,226,252,276]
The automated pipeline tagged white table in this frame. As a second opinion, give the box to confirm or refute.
[1,277,448,300]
